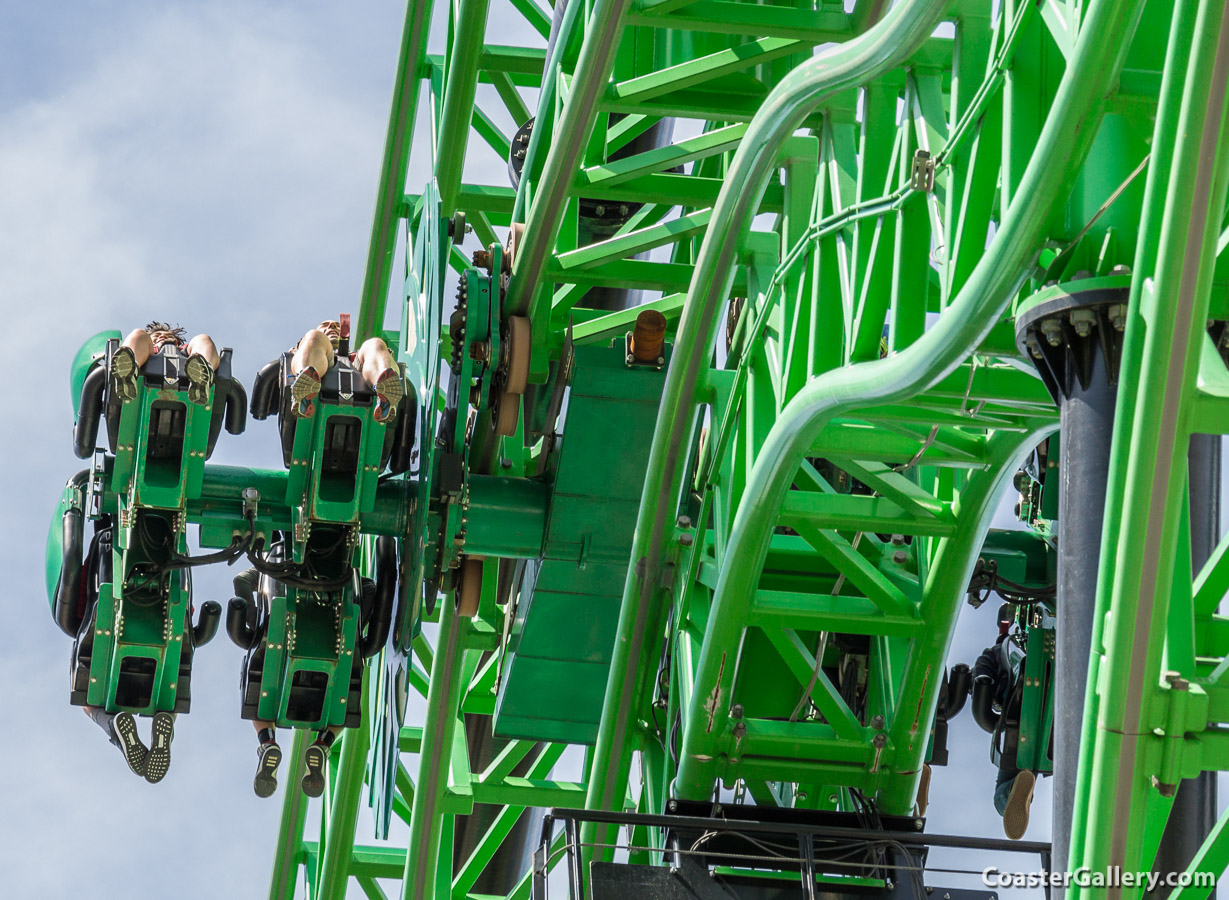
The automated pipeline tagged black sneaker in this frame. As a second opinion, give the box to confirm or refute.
[110,346,139,403]
[112,711,147,777]
[254,742,282,798]
[144,711,175,784]
[301,742,328,798]
[184,353,214,406]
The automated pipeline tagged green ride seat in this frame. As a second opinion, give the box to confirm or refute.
[48,334,245,716]
[236,337,408,730]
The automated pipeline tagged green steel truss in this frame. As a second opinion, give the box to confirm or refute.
[259,0,1229,897]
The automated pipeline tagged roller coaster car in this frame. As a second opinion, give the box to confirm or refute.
[249,347,414,526]
[48,333,243,715]
[224,534,397,730]
[968,614,1055,777]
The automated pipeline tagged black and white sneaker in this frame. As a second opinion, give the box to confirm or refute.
[112,711,147,777]
[184,353,214,406]
[110,347,139,403]
[144,711,175,784]
[254,742,282,798]
[301,742,328,798]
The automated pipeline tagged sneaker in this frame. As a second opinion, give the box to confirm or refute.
[372,367,403,424]
[301,742,329,798]
[290,366,321,419]
[254,742,282,798]
[1003,770,1036,840]
[112,711,147,777]
[111,346,139,403]
[144,711,175,784]
[184,353,214,406]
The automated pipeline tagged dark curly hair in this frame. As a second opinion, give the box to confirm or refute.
[145,322,186,340]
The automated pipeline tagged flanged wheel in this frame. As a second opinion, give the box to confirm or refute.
[494,393,520,437]
[456,556,483,617]
[504,222,525,273]
[504,316,531,395]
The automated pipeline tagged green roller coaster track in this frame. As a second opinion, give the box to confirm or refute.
[52,0,1229,896]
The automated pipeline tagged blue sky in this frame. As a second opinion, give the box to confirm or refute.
[0,3,1063,897]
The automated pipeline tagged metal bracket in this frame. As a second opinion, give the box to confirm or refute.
[911,149,936,192]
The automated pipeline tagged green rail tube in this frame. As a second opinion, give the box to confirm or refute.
[582,0,951,841]
[401,595,468,899]
[356,0,437,343]
[671,0,1145,802]
[1070,0,1229,888]
[435,0,493,214]
[267,729,311,900]
[504,0,635,316]
[316,679,374,899]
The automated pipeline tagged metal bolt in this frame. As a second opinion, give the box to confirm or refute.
[1164,671,1189,691]
[870,714,886,730]
[1040,318,1064,346]
[914,818,924,830]
[1073,269,1093,280]
[619,205,629,216]
[677,515,692,528]
[890,534,905,546]
[501,459,512,469]
[828,794,839,804]
[1070,308,1097,338]
[680,532,694,547]
[730,704,744,719]
[1111,263,1132,275]
[595,204,606,216]
[1109,303,1127,331]
[668,800,677,811]
[872,733,887,749]
[1152,775,1177,797]
[626,353,636,365]
[731,722,746,739]
[893,548,908,564]
[796,791,808,802]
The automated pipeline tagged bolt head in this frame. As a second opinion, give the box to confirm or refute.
[893,549,908,564]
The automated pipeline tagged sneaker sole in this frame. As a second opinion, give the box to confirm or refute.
[255,745,283,799]
[111,348,139,403]
[302,744,327,798]
[113,711,147,777]
[373,370,403,424]
[291,369,321,419]
[144,712,175,784]
[185,355,214,406]
[1003,770,1036,840]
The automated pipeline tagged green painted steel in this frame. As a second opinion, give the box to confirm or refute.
[112,0,1229,896]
